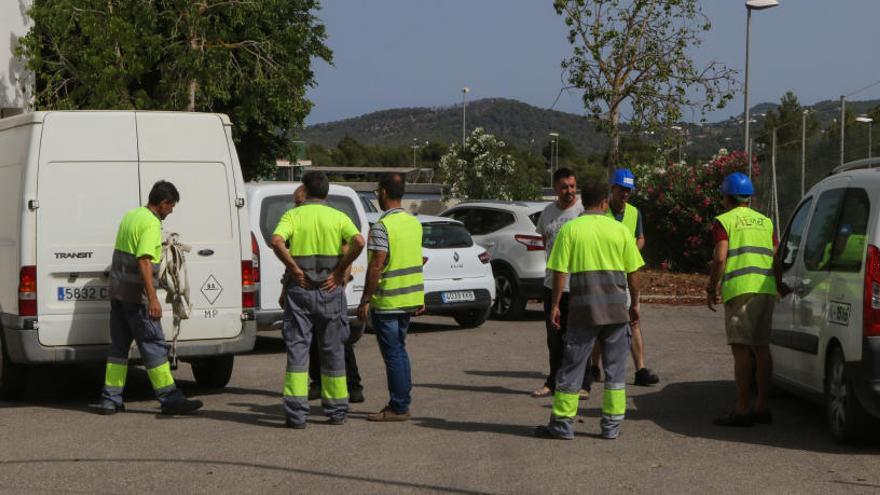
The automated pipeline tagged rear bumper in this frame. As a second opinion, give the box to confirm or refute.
[1,313,256,364]
[255,307,359,332]
[518,277,545,300]
[424,289,492,315]
[848,336,880,419]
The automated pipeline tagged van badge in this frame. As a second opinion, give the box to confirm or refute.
[453,252,460,262]
[55,251,93,259]
[200,275,223,305]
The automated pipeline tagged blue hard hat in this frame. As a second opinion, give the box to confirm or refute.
[610,168,636,189]
[720,172,754,197]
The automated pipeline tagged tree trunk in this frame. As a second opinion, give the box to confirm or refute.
[605,107,621,178]
[187,79,197,111]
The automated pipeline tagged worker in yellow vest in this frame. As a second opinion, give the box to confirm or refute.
[271,171,365,428]
[97,180,202,415]
[707,172,786,427]
[593,168,659,387]
[536,180,644,440]
[358,173,425,421]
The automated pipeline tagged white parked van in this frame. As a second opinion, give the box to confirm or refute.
[772,158,880,443]
[0,111,256,398]
[245,182,369,330]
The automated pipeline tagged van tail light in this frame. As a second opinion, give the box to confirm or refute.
[514,234,545,251]
[422,256,429,265]
[19,266,37,316]
[864,245,880,336]
[251,232,261,285]
[478,251,491,264]
[242,260,256,309]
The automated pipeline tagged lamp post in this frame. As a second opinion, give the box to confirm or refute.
[801,108,810,197]
[857,115,873,159]
[671,125,684,163]
[411,138,420,168]
[461,87,470,149]
[743,0,779,180]
[548,132,559,186]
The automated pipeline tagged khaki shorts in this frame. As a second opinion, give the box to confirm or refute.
[724,293,775,346]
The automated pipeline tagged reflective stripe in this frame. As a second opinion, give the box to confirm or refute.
[602,387,626,416]
[146,362,175,391]
[727,246,774,258]
[375,284,425,297]
[321,374,348,400]
[104,362,128,388]
[383,265,423,278]
[283,371,309,397]
[551,390,579,418]
[722,266,774,282]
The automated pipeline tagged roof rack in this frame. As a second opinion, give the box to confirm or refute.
[456,199,537,208]
[830,157,880,175]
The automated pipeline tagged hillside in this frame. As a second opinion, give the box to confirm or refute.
[297,97,880,161]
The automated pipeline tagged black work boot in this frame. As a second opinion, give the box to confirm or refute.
[161,398,204,415]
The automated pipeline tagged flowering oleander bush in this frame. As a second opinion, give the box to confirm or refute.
[631,150,760,272]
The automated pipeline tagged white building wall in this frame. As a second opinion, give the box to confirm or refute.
[1,0,33,113]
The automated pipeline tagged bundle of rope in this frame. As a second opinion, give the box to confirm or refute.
[159,233,192,370]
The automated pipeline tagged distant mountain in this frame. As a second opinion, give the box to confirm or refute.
[297,97,880,160]
[297,98,609,157]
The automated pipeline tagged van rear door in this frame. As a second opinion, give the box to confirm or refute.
[36,112,140,346]
[136,112,242,341]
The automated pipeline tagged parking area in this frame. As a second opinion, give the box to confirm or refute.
[1,304,879,494]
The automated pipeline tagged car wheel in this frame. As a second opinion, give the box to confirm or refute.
[0,333,27,400]
[826,346,873,444]
[454,306,491,329]
[191,355,235,389]
[492,268,526,320]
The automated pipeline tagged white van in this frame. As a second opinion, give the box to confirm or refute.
[245,182,369,330]
[0,111,256,398]
[772,158,880,443]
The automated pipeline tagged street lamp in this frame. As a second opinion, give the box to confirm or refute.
[549,132,559,186]
[461,87,470,149]
[411,138,420,168]
[743,0,779,180]
[671,125,685,164]
[857,115,873,159]
[801,108,812,197]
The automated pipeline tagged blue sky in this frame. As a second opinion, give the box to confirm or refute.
[305,1,880,125]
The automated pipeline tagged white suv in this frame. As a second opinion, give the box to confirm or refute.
[441,201,548,319]
[772,158,880,443]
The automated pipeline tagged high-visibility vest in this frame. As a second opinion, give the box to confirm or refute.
[606,203,639,238]
[547,213,644,326]
[371,211,424,311]
[273,201,359,283]
[109,206,162,302]
[715,206,777,302]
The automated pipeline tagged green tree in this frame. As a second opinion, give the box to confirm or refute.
[17,0,332,179]
[438,128,540,200]
[554,0,737,170]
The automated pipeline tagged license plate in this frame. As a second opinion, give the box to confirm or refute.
[441,290,475,303]
[57,286,109,301]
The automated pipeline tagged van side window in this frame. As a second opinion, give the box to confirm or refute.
[779,196,813,271]
[803,188,846,272]
[828,188,870,273]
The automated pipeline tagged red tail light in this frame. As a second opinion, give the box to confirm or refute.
[242,260,256,309]
[864,245,880,336]
[251,232,261,284]
[19,265,37,316]
[514,234,544,251]
[478,251,491,264]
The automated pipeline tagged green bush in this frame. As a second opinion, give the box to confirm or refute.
[631,151,761,272]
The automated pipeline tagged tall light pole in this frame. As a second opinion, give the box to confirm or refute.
[857,116,873,159]
[671,125,684,163]
[461,87,470,149]
[743,0,779,180]
[411,138,420,168]
[548,132,559,186]
[840,95,846,165]
[801,108,810,197]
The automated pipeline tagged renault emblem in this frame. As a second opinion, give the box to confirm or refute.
[453,252,460,262]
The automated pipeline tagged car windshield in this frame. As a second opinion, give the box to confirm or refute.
[422,223,474,249]
[260,194,361,245]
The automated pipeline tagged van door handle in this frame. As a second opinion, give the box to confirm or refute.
[197,249,215,256]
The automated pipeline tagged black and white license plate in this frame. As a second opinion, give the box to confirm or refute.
[441,290,475,303]
[57,286,109,301]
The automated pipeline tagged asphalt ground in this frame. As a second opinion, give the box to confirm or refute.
[1,304,879,494]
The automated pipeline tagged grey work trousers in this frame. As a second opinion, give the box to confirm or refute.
[100,299,183,408]
[282,284,350,425]
[548,322,630,439]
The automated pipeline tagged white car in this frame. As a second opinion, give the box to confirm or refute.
[772,157,880,443]
[440,201,548,319]
[245,182,369,331]
[366,213,495,328]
